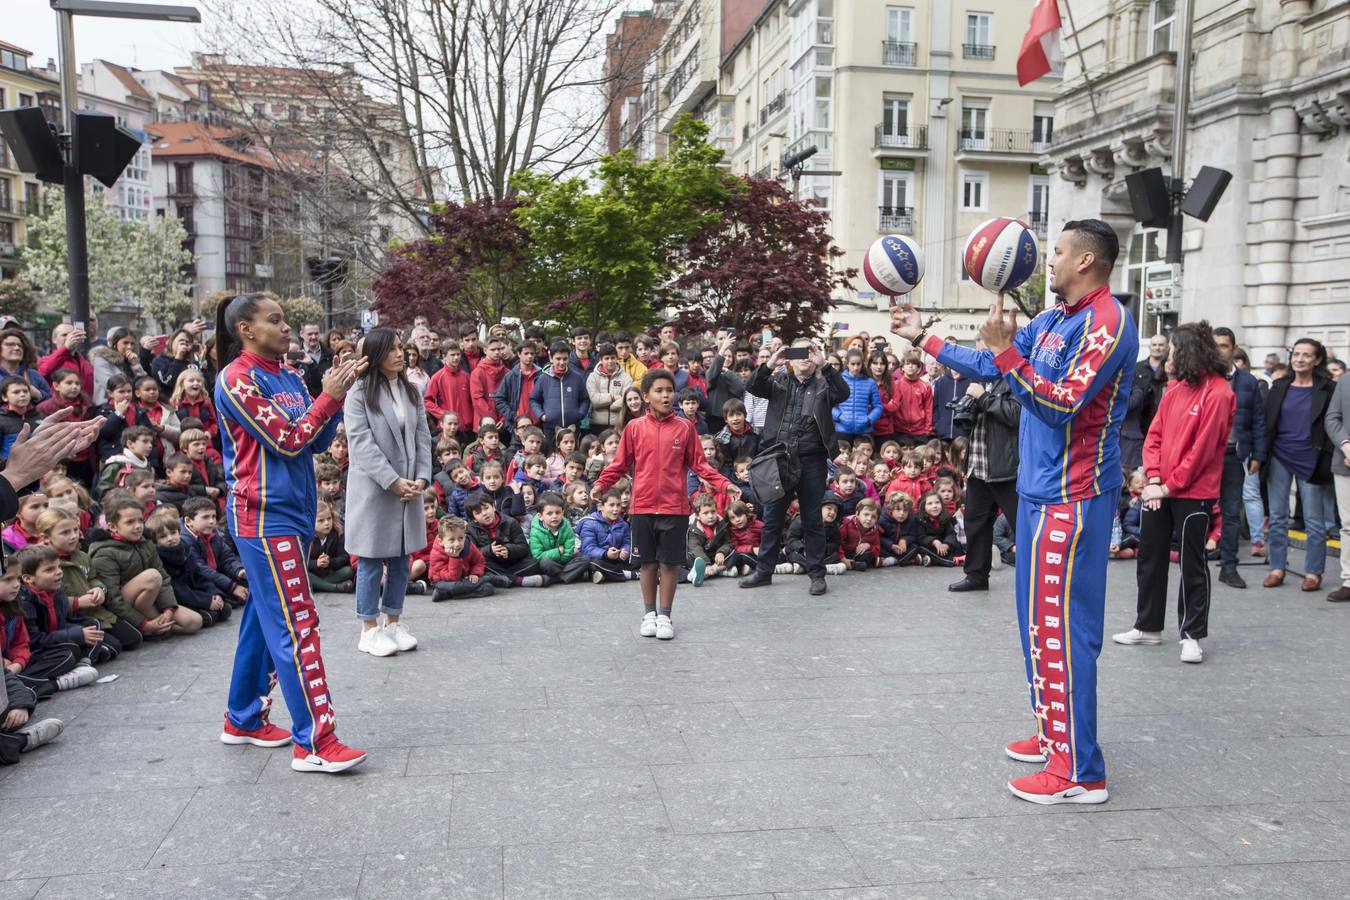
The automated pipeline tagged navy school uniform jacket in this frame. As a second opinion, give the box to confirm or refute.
[787,515,842,561]
[154,541,219,611]
[466,512,531,563]
[18,585,87,651]
[179,524,245,595]
[879,511,920,549]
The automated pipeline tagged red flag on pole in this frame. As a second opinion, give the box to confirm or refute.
[1017,0,1064,86]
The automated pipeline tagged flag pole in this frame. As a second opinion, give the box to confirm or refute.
[1060,1,1101,119]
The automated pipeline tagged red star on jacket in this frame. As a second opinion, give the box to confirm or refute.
[1084,325,1114,354]
[233,379,257,397]
[1051,382,1074,401]
[1069,361,1097,385]
[254,406,277,426]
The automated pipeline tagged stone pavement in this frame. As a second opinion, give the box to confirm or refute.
[2,554,1348,899]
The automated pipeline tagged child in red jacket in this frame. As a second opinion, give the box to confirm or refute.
[725,500,762,576]
[885,451,930,504]
[430,517,496,600]
[407,491,440,588]
[839,498,884,571]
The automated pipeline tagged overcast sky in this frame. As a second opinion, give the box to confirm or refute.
[8,0,209,73]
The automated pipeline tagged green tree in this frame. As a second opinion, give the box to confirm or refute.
[21,186,193,323]
[513,115,741,332]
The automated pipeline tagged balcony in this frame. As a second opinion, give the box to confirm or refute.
[955,128,1040,162]
[759,92,785,126]
[786,131,832,159]
[225,221,260,241]
[873,124,928,157]
[882,41,917,67]
[963,43,996,60]
[878,206,914,234]
[0,196,11,214]
[1028,213,1048,240]
[753,163,774,180]
[24,200,40,216]
[169,182,195,198]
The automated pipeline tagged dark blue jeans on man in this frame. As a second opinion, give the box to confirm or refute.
[755,452,829,579]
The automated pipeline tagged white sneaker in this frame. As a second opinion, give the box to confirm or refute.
[16,717,63,752]
[358,625,399,657]
[774,562,795,575]
[592,570,605,584]
[1112,628,1163,646]
[638,611,658,637]
[384,620,418,652]
[825,562,846,575]
[55,664,98,691]
[1180,638,1203,663]
[655,614,675,640]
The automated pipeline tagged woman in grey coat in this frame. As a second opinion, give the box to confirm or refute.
[344,328,434,657]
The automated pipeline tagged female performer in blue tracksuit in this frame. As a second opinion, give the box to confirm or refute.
[213,293,369,773]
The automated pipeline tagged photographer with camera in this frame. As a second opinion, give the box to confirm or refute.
[947,341,1021,593]
[932,356,973,441]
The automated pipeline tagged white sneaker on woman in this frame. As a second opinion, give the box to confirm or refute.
[384,620,418,652]
[358,625,398,657]
[1180,638,1203,663]
[1111,628,1162,646]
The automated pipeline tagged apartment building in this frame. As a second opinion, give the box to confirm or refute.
[605,5,674,156]
[0,41,59,281]
[1045,0,1350,360]
[78,61,157,224]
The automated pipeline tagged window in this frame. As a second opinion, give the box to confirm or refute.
[0,221,13,244]
[378,140,392,156]
[1123,226,1165,337]
[960,100,989,149]
[0,179,11,213]
[173,162,193,195]
[1033,101,1055,150]
[1029,175,1050,237]
[878,171,914,233]
[252,103,265,118]
[1149,0,1175,54]
[288,105,301,123]
[885,7,912,42]
[881,94,911,144]
[24,182,39,215]
[18,93,33,107]
[964,13,994,58]
[814,76,832,129]
[961,171,989,211]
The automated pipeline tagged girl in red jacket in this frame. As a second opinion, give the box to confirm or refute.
[839,498,884,571]
[725,500,762,576]
[1114,321,1235,664]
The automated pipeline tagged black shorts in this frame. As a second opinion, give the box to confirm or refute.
[630,513,688,566]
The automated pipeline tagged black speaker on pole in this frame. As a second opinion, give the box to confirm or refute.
[1125,167,1172,229]
[1180,165,1232,221]
[0,106,64,183]
[74,111,143,188]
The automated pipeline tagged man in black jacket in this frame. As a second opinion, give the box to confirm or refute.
[704,336,746,434]
[740,339,849,596]
[1119,333,1168,472]
[949,366,1021,592]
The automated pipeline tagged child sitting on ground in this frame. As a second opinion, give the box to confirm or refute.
[544,429,578,484]
[778,493,846,576]
[586,429,621,482]
[839,497,885,571]
[475,461,513,515]
[914,491,964,567]
[685,493,733,585]
[155,454,204,509]
[0,377,43,462]
[934,476,960,516]
[11,546,100,694]
[430,516,497,600]
[97,426,154,499]
[725,500,762,577]
[503,426,545,482]
[315,463,346,523]
[562,482,592,526]
[885,451,930,504]
[408,490,440,587]
[443,461,479,520]
[879,492,925,566]
[714,399,758,465]
[132,375,180,468]
[528,492,591,584]
[831,469,867,517]
[579,489,634,584]
[468,424,504,474]
[308,499,355,592]
[677,389,707,435]
[35,507,140,656]
[465,492,545,587]
[2,492,47,552]
[89,496,200,638]
[178,497,249,607]
[180,428,225,504]
[145,508,225,627]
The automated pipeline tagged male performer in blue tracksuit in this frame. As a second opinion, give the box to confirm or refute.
[892,219,1137,804]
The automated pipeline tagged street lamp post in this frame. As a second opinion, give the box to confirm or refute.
[48,0,200,332]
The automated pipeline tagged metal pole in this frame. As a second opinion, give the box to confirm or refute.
[1166,0,1195,265]
[56,8,93,331]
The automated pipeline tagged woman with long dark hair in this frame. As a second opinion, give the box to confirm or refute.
[868,350,898,446]
[617,385,646,432]
[342,328,434,657]
[1262,337,1338,592]
[150,328,197,394]
[1113,322,1235,664]
[213,292,369,772]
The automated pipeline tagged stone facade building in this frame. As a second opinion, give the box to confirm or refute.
[1046,0,1350,360]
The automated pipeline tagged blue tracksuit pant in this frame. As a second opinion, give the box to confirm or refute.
[1014,493,1113,784]
[226,534,336,753]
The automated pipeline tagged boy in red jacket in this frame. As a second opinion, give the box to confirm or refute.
[839,498,884,571]
[424,346,474,441]
[885,451,930,504]
[430,517,496,601]
[890,353,933,444]
[595,369,737,640]
[725,500,763,576]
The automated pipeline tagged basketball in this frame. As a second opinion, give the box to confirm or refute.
[863,234,925,297]
[963,218,1040,293]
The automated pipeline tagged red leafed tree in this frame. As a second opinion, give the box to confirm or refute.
[665,177,855,340]
[371,196,540,331]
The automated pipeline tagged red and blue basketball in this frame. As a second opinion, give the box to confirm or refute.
[863,234,925,297]
[963,218,1040,293]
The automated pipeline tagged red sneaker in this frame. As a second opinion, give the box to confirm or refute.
[220,714,292,748]
[1008,770,1108,805]
[291,737,367,773]
[1004,735,1046,763]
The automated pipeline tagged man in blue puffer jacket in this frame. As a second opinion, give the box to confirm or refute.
[832,350,882,438]
[530,340,592,442]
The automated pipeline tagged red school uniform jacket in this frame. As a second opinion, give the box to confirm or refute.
[839,515,882,559]
[890,374,933,437]
[428,539,487,582]
[595,410,731,516]
[468,358,508,429]
[1143,371,1236,500]
[411,518,440,566]
[424,365,474,430]
[730,518,764,553]
[885,474,929,504]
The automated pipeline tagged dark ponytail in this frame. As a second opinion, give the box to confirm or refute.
[214,293,267,366]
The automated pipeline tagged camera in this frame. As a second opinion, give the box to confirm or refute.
[948,392,981,431]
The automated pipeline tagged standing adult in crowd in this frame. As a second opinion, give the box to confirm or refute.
[930,360,971,441]
[1324,373,1350,602]
[38,322,94,399]
[412,327,443,377]
[1120,333,1170,473]
[740,339,850,596]
[1114,322,1235,664]
[1262,338,1337,592]
[0,329,52,403]
[90,327,147,405]
[295,322,332,399]
[343,328,433,658]
[703,337,745,435]
[150,329,198,394]
[1211,327,1267,589]
[893,218,1137,805]
[948,340,1020,593]
[403,344,431,396]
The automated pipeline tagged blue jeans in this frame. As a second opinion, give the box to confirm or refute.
[1266,456,1335,576]
[355,555,410,621]
[1242,467,1265,545]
